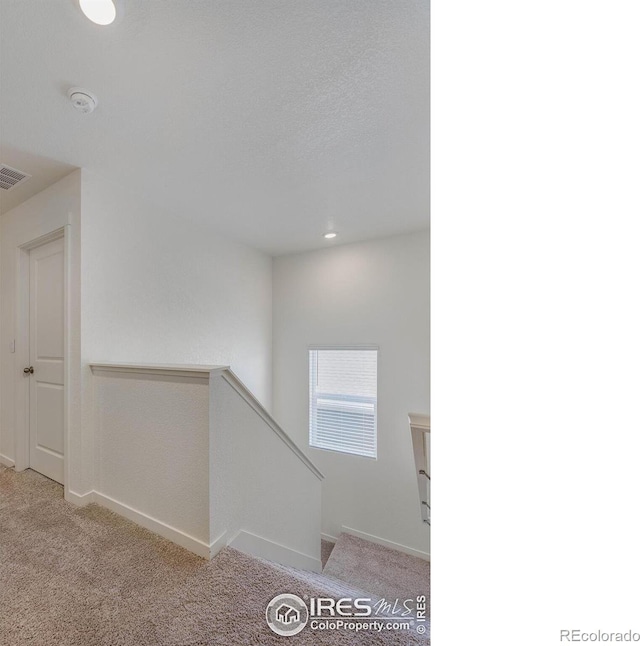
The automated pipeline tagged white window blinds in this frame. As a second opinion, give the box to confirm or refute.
[309,348,378,459]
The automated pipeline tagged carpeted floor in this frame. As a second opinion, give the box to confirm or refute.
[323,533,430,613]
[1,466,428,645]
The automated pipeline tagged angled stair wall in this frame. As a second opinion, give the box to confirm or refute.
[84,362,323,570]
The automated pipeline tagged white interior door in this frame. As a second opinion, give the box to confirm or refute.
[28,236,65,484]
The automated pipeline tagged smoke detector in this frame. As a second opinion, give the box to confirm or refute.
[68,87,98,114]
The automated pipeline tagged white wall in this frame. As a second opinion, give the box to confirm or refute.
[91,367,212,554]
[2,170,273,501]
[273,231,430,556]
[88,364,323,568]
[0,171,82,493]
[80,171,273,408]
[210,373,323,571]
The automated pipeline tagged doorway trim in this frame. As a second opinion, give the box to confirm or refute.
[14,226,68,480]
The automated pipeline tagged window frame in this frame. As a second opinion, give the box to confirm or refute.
[308,345,379,460]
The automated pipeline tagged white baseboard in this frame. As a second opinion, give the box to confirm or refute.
[92,491,215,559]
[341,526,430,561]
[0,454,15,468]
[321,532,339,544]
[65,489,95,506]
[229,529,322,573]
[56,485,323,570]
[209,530,228,558]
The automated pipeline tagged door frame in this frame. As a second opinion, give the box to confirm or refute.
[14,226,69,481]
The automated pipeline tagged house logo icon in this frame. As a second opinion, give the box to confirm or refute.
[276,603,300,625]
[266,594,309,636]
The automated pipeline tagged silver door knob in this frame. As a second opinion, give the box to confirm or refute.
[24,366,34,374]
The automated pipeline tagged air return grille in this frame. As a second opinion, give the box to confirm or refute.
[0,165,31,191]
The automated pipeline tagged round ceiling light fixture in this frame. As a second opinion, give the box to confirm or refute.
[323,232,338,239]
[79,0,116,25]
[68,87,98,114]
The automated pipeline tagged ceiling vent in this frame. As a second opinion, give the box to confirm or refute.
[0,165,32,191]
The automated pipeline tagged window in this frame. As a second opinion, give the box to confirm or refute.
[309,347,378,458]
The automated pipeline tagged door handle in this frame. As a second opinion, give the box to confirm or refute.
[24,366,34,374]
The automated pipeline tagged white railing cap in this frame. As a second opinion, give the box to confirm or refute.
[409,412,430,432]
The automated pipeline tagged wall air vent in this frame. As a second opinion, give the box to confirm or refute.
[0,165,32,191]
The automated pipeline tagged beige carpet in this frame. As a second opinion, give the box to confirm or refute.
[323,533,430,613]
[0,466,428,645]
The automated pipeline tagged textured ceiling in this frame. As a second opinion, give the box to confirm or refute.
[0,0,429,255]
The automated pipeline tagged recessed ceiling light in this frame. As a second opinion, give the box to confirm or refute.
[324,232,337,239]
[79,0,116,25]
